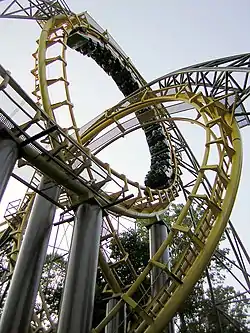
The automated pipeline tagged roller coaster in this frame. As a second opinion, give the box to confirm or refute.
[0,1,249,332]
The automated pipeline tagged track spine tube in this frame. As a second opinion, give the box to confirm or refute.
[144,120,242,332]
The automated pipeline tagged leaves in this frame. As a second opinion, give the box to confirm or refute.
[109,228,149,285]
[1,202,247,332]
[161,203,249,332]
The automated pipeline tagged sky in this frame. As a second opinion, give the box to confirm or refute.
[0,0,250,289]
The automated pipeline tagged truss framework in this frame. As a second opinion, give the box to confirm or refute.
[0,0,71,21]
[0,3,249,332]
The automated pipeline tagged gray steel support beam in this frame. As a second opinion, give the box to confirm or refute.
[105,299,126,333]
[99,250,124,333]
[0,137,18,202]
[0,176,60,333]
[57,202,102,333]
[149,222,169,297]
[149,222,174,333]
[106,299,120,333]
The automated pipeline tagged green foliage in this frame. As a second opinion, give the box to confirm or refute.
[0,241,10,315]
[161,203,249,332]
[92,269,107,330]
[109,227,149,285]
[6,202,247,332]
[37,254,107,331]
[133,203,249,332]
[39,253,67,319]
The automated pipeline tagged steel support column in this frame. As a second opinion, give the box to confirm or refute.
[149,221,174,333]
[99,250,124,333]
[0,176,60,333]
[0,136,18,202]
[149,222,169,297]
[99,249,124,333]
[105,299,126,333]
[57,202,102,333]
[105,299,121,333]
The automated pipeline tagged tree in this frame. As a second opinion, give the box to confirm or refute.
[34,208,250,332]
[29,253,67,331]
[0,240,11,315]
[161,203,249,332]
[32,254,107,332]
[1,203,249,332]
[109,227,150,284]
[108,203,249,332]
[91,268,107,330]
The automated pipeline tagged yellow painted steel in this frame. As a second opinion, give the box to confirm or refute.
[38,18,55,121]
[146,124,241,332]
[33,15,242,328]
[8,194,35,272]
[1,10,243,333]
[91,98,241,332]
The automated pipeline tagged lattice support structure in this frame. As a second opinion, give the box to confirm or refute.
[0,2,249,333]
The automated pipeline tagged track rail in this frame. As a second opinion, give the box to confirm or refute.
[31,13,182,218]
[0,6,247,332]
[90,89,242,331]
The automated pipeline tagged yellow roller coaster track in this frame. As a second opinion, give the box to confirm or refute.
[1,11,243,332]
[88,89,242,332]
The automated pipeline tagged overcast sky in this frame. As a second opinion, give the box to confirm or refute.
[0,0,249,279]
